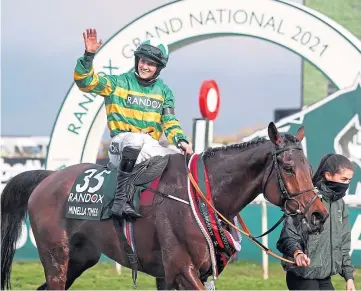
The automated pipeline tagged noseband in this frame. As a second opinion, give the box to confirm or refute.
[264,144,319,217]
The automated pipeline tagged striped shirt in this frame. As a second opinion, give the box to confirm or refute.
[74,53,188,146]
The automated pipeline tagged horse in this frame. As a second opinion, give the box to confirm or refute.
[1,122,329,290]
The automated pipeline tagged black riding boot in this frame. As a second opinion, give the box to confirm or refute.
[111,146,142,220]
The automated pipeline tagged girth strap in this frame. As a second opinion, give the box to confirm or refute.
[112,217,139,288]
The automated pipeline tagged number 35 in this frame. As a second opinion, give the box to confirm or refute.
[76,169,111,193]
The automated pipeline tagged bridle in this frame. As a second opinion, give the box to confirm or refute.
[263,143,319,218]
[245,143,320,240]
[197,143,319,263]
[148,144,321,265]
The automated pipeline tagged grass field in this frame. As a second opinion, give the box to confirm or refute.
[303,0,361,105]
[10,260,360,290]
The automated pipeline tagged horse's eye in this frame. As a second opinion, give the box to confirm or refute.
[284,165,293,174]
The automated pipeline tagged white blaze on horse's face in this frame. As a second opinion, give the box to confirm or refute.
[138,57,157,79]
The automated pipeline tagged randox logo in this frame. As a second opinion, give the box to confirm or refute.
[126,94,162,110]
[109,141,120,155]
[243,76,361,196]
[68,193,104,204]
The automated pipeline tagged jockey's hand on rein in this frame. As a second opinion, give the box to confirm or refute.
[178,141,193,155]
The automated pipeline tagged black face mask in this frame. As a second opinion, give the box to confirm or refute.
[324,180,349,200]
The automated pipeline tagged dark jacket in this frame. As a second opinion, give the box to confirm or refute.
[276,181,354,280]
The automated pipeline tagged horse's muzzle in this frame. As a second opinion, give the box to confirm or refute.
[306,211,329,234]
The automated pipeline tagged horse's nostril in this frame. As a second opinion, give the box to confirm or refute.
[311,212,323,226]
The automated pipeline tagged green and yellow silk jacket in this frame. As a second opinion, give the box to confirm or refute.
[74,52,188,146]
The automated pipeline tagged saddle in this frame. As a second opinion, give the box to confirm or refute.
[125,155,170,211]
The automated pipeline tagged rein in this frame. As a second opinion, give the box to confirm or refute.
[145,144,318,265]
[183,154,297,265]
[140,155,289,261]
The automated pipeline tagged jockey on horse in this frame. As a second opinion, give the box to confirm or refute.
[74,29,193,221]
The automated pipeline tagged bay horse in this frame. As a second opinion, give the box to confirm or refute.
[1,123,328,290]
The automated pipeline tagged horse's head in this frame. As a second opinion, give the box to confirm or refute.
[263,122,329,234]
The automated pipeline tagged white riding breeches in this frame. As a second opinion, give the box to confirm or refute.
[108,132,179,168]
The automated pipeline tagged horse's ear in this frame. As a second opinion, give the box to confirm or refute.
[295,126,305,142]
[268,122,281,145]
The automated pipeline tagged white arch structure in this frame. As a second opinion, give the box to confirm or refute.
[45,0,361,170]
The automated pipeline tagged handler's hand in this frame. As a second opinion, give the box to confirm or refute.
[294,253,310,267]
[346,279,356,291]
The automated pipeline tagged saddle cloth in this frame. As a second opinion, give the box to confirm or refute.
[65,155,169,220]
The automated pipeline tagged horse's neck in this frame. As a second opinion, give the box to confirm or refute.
[205,142,272,218]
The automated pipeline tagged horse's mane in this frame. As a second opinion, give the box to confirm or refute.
[203,134,300,159]
[203,137,268,158]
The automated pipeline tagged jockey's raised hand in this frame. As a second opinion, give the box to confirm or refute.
[83,28,103,53]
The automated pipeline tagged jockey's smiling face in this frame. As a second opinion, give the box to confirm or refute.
[138,57,158,79]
